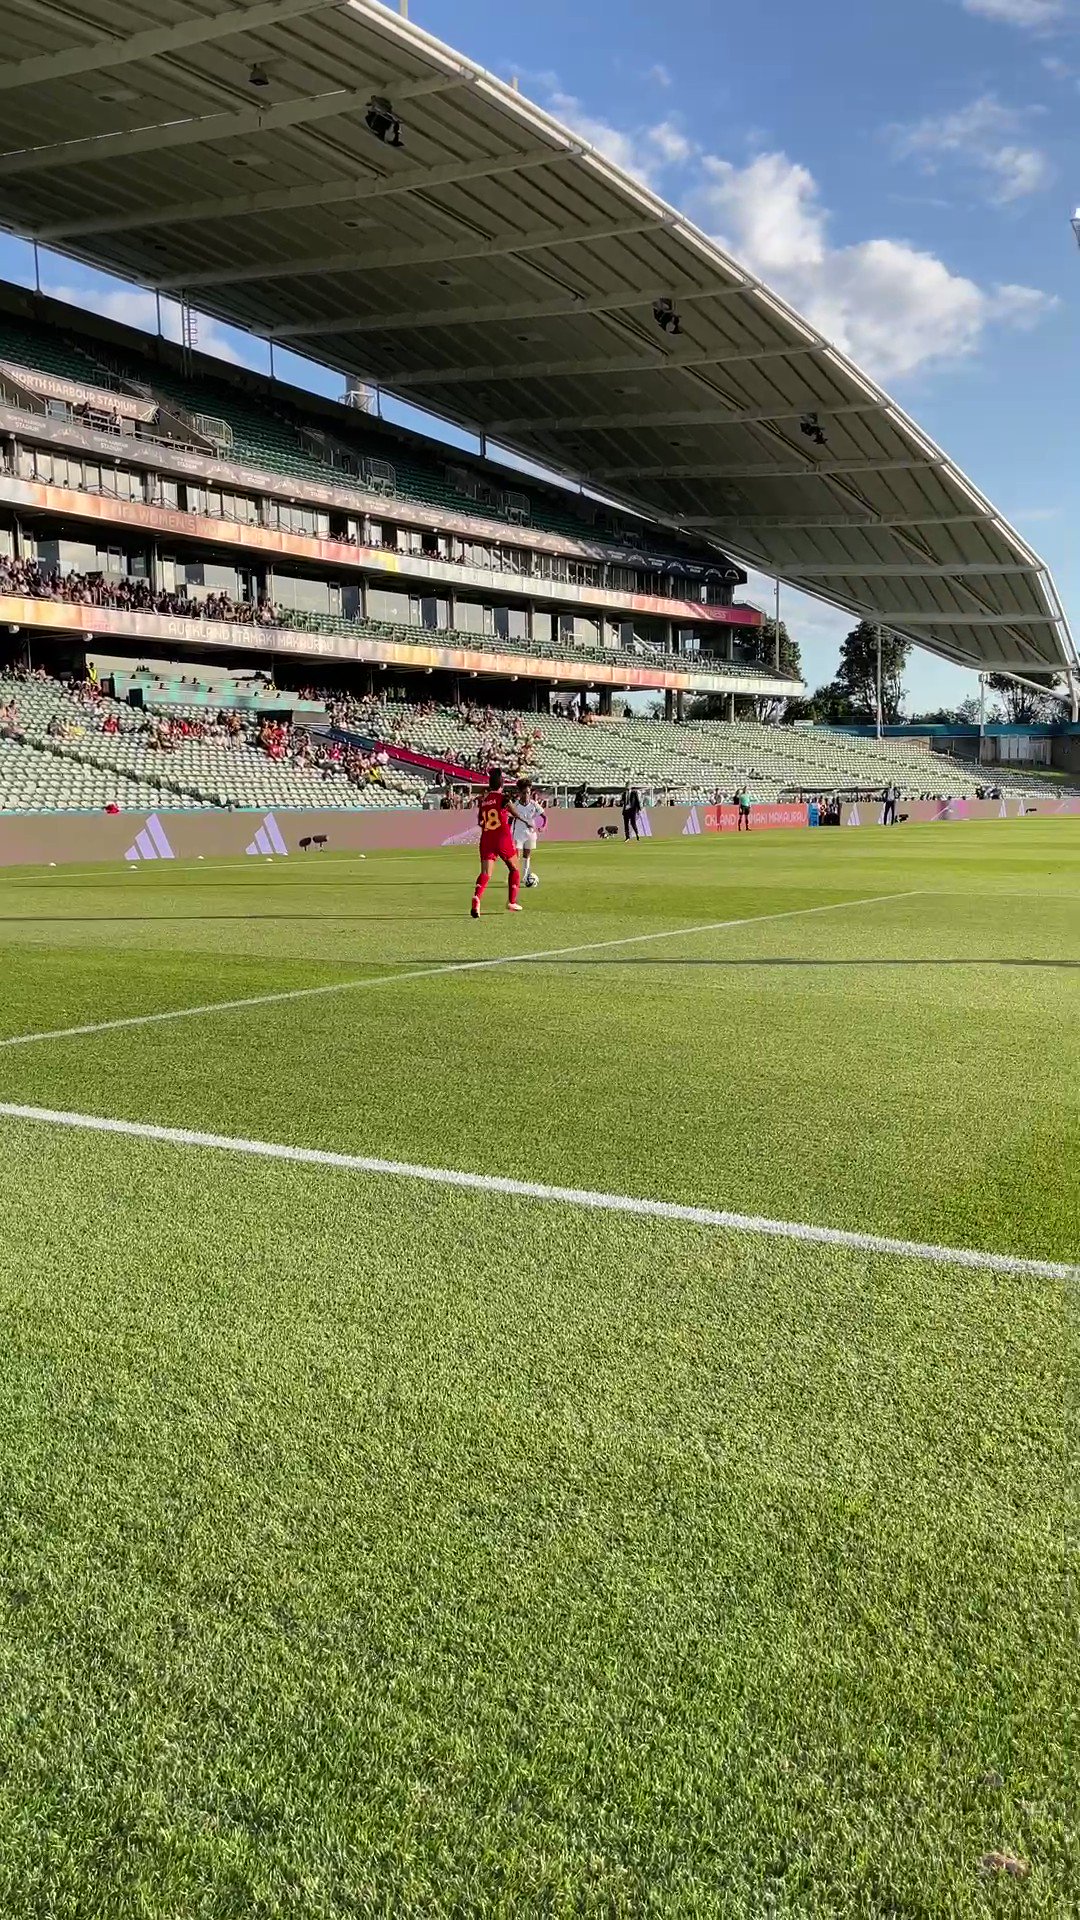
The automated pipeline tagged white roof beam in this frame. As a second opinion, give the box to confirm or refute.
[491,399,884,434]
[0,72,465,178]
[0,0,335,94]
[158,213,667,292]
[267,276,745,342]
[389,341,814,391]
[600,457,939,481]
[784,562,1042,578]
[35,142,570,244]
[678,512,995,530]
[271,288,621,342]
[969,659,1067,671]
[869,613,1057,628]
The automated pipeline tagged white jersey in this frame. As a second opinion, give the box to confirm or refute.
[512,799,547,848]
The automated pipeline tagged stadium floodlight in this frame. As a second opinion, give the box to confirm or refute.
[799,411,827,446]
[1073,208,1080,249]
[652,297,682,336]
[365,96,403,146]
[248,63,270,87]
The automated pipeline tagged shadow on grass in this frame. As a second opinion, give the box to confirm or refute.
[406,956,1080,970]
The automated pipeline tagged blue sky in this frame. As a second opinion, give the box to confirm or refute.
[1,0,1077,709]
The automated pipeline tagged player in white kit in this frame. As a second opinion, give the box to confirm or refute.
[512,779,547,888]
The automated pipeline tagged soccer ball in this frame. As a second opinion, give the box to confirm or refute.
[525,871,539,889]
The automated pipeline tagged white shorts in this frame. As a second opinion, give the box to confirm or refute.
[516,831,538,854]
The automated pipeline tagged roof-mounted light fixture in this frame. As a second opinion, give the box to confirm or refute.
[652,297,682,337]
[365,96,403,147]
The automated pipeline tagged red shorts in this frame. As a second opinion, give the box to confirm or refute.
[480,829,516,863]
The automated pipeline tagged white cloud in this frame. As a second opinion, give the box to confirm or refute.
[549,91,660,184]
[893,94,1051,204]
[538,86,1058,383]
[990,281,1060,326]
[695,149,1057,380]
[647,62,673,89]
[648,121,693,166]
[43,281,253,367]
[962,0,1066,25]
[700,152,825,276]
[548,90,694,189]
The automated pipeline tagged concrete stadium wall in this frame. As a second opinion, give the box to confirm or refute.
[0,795,1075,869]
[837,796,1080,827]
[1051,736,1080,778]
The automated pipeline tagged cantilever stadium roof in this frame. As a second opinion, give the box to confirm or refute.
[0,0,1073,683]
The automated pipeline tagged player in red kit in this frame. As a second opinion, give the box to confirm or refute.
[472,768,527,917]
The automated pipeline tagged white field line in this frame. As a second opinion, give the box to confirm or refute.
[1,1098,1075,1282]
[0,889,921,1052]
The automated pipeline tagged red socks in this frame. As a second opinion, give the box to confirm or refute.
[474,869,521,910]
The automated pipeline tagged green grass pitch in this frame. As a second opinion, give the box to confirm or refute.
[0,819,1076,1917]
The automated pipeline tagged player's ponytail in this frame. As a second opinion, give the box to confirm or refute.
[487,768,503,790]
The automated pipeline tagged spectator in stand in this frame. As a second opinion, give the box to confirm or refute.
[0,558,288,629]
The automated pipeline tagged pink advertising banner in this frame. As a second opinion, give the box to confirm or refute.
[0,593,757,694]
[0,794,1071,870]
[0,473,760,629]
[0,474,761,628]
[703,803,810,832]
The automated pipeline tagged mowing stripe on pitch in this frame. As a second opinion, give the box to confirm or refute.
[0,889,921,1051]
[0,1099,1074,1282]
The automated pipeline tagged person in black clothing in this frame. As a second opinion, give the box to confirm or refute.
[621,784,642,840]
[882,783,898,827]
[574,784,588,809]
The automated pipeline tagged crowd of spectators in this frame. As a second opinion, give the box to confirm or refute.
[0,558,277,626]
[256,715,401,793]
[323,691,546,781]
[0,663,420,807]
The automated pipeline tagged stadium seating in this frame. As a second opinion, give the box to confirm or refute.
[287,609,767,679]
[0,730,182,813]
[0,672,428,813]
[676,719,1072,800]
[0,315,116,389]
[341,700,1075,802]
[0,308,748,569]
[2,666,1072,814]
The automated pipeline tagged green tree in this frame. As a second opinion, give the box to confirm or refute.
[907,699,986,725]
[985,673,1064,725]
[781,680,857,726]
[753,620,804,722]
[835,621,910,723]
[690,620,804,723]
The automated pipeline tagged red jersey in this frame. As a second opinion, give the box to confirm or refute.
[477,789,512,837]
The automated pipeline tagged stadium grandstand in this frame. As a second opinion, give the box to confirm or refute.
[0,0,1074,831]
[1,9,1078,1916]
